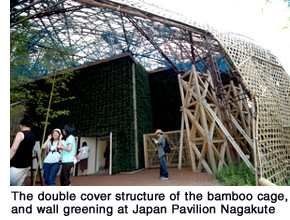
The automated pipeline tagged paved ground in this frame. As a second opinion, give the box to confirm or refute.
[25,167,221,186]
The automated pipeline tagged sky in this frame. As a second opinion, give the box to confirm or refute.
[145,0,290,75]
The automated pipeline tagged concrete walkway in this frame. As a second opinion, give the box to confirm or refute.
[26,167,221,186]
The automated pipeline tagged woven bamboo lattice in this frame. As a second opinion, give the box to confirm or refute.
[212,34,290,184]
[143,130,190,169]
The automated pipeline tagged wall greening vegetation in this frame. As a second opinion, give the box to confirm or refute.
[27,54,153,174]
[135,64,154,168]
[25,54,183,174]
[149,68,182,132]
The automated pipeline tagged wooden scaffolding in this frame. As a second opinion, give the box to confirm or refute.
[178,68,255,175]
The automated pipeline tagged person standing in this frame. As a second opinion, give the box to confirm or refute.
[104,146,110,169]
[41,128,64,186]
[78,142,90,176]
[57,124,75,186]
[152,129,169,180]
[10,118,36,186]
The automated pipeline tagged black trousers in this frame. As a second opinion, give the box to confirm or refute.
[60,162,74,186]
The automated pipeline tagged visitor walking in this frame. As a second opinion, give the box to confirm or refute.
[57,124,75,186]
[10,118,36,186]
[77,142,90,176]
[152,129,169,180]
[42,128,64,186]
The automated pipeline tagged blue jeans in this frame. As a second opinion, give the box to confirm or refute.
[43,163,60,186]
[159,155,168,178]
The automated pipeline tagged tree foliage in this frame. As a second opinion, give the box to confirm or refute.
[10,19,75,135]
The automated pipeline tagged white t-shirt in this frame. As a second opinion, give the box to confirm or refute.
[79,146,90,160]
[43,140,65,164]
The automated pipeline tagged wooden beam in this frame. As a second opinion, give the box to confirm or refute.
[230,114,253,149]
[178,114,185,170]
[72,0,211,36]
[203,101,255,171]
[192,68,217,171]
[178,74,196,171]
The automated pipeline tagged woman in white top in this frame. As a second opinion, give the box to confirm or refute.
[78,142,90,176]
[42,128,65,186]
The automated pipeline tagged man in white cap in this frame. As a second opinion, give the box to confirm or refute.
[152,129,169,180]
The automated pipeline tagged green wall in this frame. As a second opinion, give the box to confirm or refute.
[26,55,182,174]
[29,55,153,173]
[149,68,182,132]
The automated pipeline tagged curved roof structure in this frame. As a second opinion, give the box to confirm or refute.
[11,0,290,183]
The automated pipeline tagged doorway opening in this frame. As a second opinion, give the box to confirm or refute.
[77,133,112,176]
[96,136,110,175]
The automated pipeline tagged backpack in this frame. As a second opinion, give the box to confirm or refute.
[163,138,171,153]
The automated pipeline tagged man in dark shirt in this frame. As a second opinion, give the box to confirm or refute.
[10,118,36,186]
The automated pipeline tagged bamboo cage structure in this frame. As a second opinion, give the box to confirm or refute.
[178,68,255,174]
[10,0,290,184]
[143,130,190,169]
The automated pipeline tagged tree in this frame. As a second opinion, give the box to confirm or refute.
[10,19,75,140]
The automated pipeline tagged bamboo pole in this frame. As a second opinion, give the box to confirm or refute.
[178,114,184,170]
[203,101,255,171]
[252,97,259,186]
[178,74,196,171]
[259,178,277,186]
[192,68,216,172]
[72,0,210,36]
[33,72,57,186]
